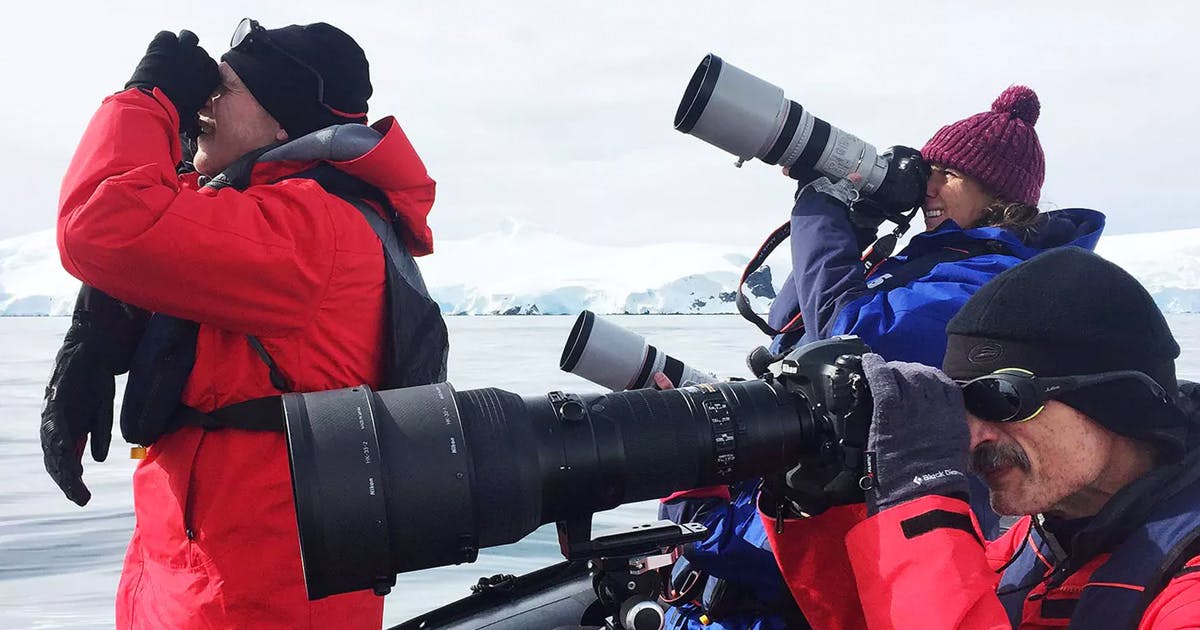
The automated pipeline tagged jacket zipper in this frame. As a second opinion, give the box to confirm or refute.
[183,431,208,541]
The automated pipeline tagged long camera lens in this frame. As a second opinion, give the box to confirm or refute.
[560,310,717,390]
[675,53,890,194]
[283,378,819,600]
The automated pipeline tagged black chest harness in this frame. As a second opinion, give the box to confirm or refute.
[119,164,448,445]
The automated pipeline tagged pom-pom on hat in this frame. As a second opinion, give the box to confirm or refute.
[921,85,1045,206]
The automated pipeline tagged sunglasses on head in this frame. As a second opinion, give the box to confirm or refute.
[958,367,1168,424]
[230,18,337,113]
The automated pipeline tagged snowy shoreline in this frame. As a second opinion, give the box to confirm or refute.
[5,225,1200,316]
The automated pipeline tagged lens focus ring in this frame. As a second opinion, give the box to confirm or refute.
[703,398,736,478]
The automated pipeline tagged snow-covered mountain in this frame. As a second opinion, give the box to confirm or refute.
[0,230,80,316]
[4,224,1199,316]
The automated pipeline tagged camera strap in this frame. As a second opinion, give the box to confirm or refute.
[169,396,286,433]
[861,233,898,271]
[739,214,1005,338]
[736,221,896,338]
[736,221,795,337]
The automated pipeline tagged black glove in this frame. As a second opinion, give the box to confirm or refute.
[853,146,930,224]
[126,30,219,137]
[860,354,970,514]
[41,286,149,506]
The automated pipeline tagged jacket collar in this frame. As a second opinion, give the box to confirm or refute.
[903,208,1106,261]
[1043,386,1200,585]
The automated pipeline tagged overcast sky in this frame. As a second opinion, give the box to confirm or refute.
[4,1,1198,246]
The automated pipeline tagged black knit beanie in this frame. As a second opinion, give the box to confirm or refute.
[222,22,372,138]
[943,247,1190,457]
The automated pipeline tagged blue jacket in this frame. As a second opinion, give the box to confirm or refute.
[664,188,1104,629]
[660,481,803,630]
[768,187,1105,361]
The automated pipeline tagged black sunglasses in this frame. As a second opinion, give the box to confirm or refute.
[959,368,1168,424]
[231,18,352,115]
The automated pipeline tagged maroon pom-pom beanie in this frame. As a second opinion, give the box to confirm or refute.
[921,86,1044,206]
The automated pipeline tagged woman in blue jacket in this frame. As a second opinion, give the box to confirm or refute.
[769,85,1103,362]
[661,85,1105,629]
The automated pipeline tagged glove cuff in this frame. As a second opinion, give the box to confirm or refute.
[868,480,970,515]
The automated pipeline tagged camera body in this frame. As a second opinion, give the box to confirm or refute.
[777,336,872,440]
[772,337,874,512]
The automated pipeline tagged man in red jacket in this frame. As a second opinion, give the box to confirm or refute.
[761,247,1200,629]
[55,20,437,629]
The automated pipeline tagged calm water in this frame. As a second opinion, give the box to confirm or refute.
[0,315,773,628]
[2,314,1198,628]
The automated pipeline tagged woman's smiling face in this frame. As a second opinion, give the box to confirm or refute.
[922,164,995,231]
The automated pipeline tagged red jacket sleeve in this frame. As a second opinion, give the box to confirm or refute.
[769,494,1200,630]
[58,88,338,336]
[845,495,1009,630]
[762,503,870,629]
[1139,556,1200,629]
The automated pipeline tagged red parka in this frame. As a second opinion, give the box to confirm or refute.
[761,495,1200,629]
[58,87,436,629]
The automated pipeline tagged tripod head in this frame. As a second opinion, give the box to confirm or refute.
[556,518,709,630]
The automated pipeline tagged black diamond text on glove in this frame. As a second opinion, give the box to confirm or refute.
[860,354,970,514]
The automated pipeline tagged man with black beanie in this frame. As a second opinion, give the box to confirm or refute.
[51,19,442,629]
[760,247,1200,628]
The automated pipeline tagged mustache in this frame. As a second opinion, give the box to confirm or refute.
[969,442,1031,475]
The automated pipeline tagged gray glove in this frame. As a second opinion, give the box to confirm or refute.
[861,354,970,514]
[808,176,860,206]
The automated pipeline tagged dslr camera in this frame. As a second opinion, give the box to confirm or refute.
[281,335,873,600]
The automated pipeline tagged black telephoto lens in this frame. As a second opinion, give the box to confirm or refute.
[283,378,820,600]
